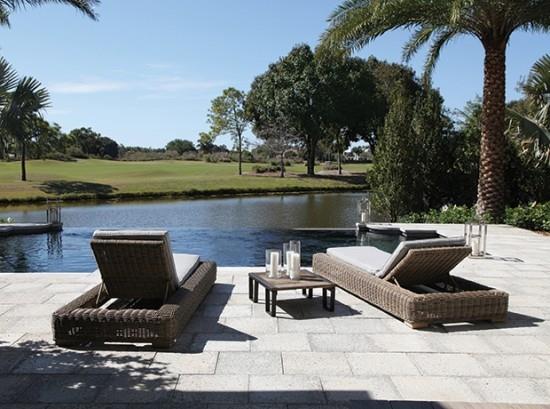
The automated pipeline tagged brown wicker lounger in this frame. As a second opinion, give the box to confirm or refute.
[313,243,508,329]
[52,230,217,348]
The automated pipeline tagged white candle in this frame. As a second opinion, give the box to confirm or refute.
[269,252,279,278]
[472,239,480,257]
[286,251,294,275]
[290,253,301,280]
[360,212,367,223]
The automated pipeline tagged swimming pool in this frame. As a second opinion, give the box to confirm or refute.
[0,228,401,272]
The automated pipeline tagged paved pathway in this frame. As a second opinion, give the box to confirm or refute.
[0,224,549,407]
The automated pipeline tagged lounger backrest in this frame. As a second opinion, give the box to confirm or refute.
[376,237,467,278]
[91,230,178,300]
[383,246,472,287]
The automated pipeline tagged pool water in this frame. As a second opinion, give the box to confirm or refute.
[0,228,400,272]
[0,193,398,272]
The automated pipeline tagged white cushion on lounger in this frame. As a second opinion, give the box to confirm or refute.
[327,246,391,275]
[377,236,467,278]
[173,253,200,284]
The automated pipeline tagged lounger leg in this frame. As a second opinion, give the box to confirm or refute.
[302,289,307,296]
[308,288,313,299]
[265,289,270,313]
[329,288,335,312]
[322,288,328,310]
[405,321,430,330]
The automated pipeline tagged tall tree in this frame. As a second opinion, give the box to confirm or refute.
[321,0,550,221]
[0,0,98,26]
[1,76,50,181]
[208,88,249,175]
[370,84,421,221]
[247,45,323,176]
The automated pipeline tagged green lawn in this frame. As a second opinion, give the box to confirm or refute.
[0,159,370,203]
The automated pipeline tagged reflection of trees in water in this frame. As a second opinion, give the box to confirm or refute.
[0,237,30,272]
[47,232,63,258]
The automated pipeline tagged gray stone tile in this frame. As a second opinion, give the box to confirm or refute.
[0,349,29,374]
[282,352,351,376]
[249,375,325,404]
[0,333,24,346]
[183,318,226,334]
[223,318,278,335]
[203,305,252,319]
[476,354,550,378]
[408,353,488,376]
[172,374,248,403]
[1,304,63,318]
[0,317,52,334]
[484,335,550,354]
[208,405,285,409]
[429,334,498,354]
[465,377,550,404]
[329,318,393,334]
[0,305,13,316]
[0,375,34,403]
[190,333,251,352]
[14,349,91,374]
[95,374,178,403]
[251,334,310,352]
[79,351,156,375]
[308,334,379,353]
[278,319,333,333]
[43,293,83,304]
[43,283,90,293]
[0,284,48,293]
[365,334,433,353]
[320,376,401,401]
[391,376,480,402]
[216,352,282,375]
[345,353,420,376]
[22,374,109,403]
[153,352,218,375]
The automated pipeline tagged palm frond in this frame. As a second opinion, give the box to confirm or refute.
[507,107,550,165]
[0,0,99,25]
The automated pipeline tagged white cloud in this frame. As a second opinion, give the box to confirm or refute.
[50,80,128,94]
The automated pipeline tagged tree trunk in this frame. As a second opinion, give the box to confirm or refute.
[337,148,342,175]
[477,44,507,222]
[280,152,285,178]
[238,134,242,176]
[21,141,27,182]
[306,137,316,176]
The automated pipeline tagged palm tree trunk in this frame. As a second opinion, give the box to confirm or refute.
[238,133,242,176]
[21,140,27,181]
[477,44,507,221]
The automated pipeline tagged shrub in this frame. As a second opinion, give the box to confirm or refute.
[252,164,281,174]
[0,217,13,223]
[505,203,550,232]
[43,152,77,162]
[399,205,476,224]
[322,161,339,171]
[181,151,199,161]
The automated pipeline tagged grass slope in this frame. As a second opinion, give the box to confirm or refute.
[0,159,369,203]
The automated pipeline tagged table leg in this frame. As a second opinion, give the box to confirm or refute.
[302,289,307,296]
[248,276,253,300]
[253,280,259,303]
[322,288,328,310]
[308,288,313,299]
[271,290,277,317]
[265,288,270,313]
[329,287,335,312]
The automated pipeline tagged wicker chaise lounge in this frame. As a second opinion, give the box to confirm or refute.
[313,237,508,329]
[53,230,217,348]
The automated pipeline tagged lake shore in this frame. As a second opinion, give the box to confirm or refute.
[0,159,369,206]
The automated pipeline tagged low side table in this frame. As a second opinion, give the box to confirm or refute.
[248,271,336,317]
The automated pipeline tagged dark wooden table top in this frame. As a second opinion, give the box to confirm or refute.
[249,271,335,291]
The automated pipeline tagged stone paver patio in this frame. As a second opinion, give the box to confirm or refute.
[1,224,550,408]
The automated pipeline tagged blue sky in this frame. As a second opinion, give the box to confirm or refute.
[1,0,548,148]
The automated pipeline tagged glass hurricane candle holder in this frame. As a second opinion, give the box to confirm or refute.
[464,220,488,257]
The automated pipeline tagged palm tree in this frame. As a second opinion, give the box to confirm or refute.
[0,0,99,26]
[1,73,50,181]
[507,54,550,164]
[321,0,550,221]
